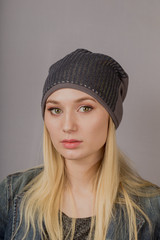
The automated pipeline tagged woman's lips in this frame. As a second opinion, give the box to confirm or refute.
[61,139,82,149]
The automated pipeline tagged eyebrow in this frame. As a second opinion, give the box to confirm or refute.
[46,97,97,104]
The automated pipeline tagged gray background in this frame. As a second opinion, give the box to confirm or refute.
[0,0,160,185]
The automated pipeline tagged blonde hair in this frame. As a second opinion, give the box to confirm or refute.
[16,117,159,240]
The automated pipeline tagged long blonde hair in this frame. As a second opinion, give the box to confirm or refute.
[17,117,159,240]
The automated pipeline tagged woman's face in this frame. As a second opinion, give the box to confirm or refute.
[44,88,109,163]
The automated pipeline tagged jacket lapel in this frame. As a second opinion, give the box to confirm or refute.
[105,207,145,239]
[8,194,41,240]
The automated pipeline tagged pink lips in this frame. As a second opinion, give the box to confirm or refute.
[61,139,82,149]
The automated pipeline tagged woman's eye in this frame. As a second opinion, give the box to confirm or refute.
[49,108,62,115]
[79,106,93,112]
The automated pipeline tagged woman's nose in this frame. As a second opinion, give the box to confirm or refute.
[62,112,77,133]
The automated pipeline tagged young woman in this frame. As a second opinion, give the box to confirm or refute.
[0,49,160,240]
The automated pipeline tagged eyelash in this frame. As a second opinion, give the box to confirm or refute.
[48,105,93,115]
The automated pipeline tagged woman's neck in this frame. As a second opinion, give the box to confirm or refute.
[61,155,102,218]
[64,155,102,191]
[61,152,102,218]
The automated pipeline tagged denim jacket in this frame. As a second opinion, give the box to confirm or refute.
[0,167,160,239]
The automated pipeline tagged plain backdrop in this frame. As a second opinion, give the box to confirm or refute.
[0,0,160,185]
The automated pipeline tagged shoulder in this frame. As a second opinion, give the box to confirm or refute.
[138,186,160,225]
[8,166,43,193]
[7,165,43,183]
[135,186,160,238]
[0,166,43,237]
[138,185,160,205]
[0,166,43,200]
[139,190,160,215]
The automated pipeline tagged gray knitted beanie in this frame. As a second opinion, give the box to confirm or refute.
[41,49,128,128]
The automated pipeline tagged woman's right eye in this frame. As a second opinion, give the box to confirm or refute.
[48,108,62,115]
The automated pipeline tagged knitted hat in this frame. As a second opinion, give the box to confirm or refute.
[41,49,128,128]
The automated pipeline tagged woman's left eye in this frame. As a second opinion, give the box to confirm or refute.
[79,106,93,112]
